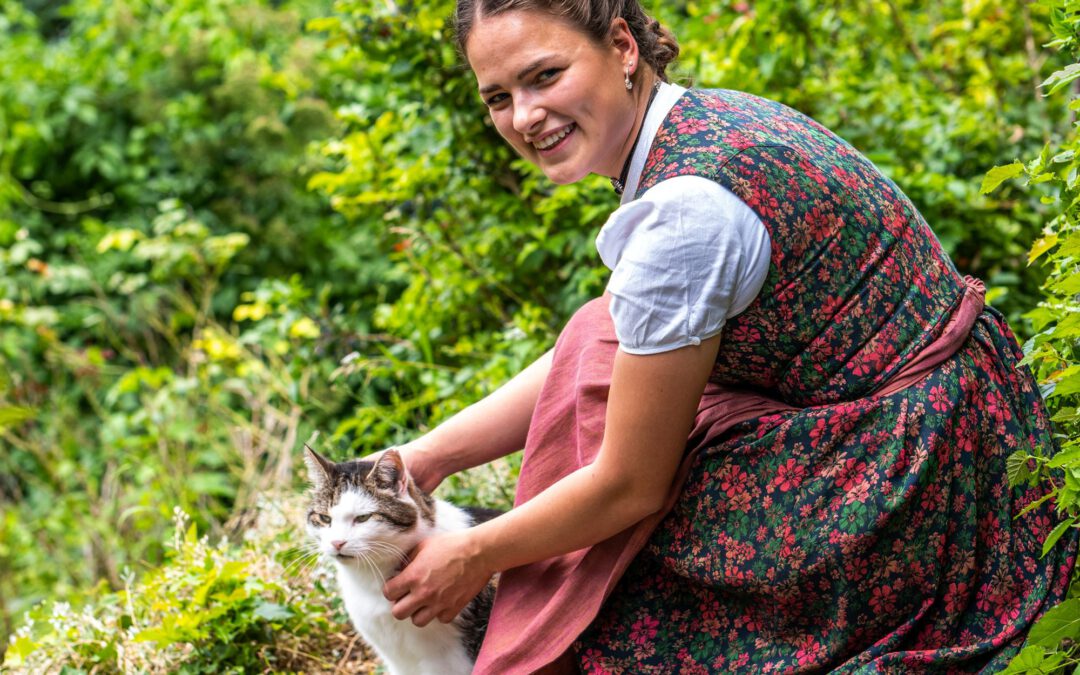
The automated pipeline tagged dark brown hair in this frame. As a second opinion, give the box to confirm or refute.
[454,0,680,81]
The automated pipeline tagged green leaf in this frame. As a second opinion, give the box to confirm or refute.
[5,635,42,662]
[218,560,248,582]
[1042,516,1077,559]
[1048,445,1080,468]
[253,601,293,622]
[981,162,1026,194]
[0,405,36,428]
[1016,492,1056,519]
[1041,62,1080,96]
[188,472,235,498]
[96,228,143,253]
[1028,234,1060,265]
[1050,273,1080,295]
[999,643,1064,674]
[1006,451,1035,487]
[1055,369,1080,398]
[999,644,1055,674]
[1029,597,1080,647]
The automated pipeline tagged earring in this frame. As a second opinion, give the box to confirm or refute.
[625,61,634,90]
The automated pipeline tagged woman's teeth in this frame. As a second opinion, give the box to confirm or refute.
[536,124,575,150]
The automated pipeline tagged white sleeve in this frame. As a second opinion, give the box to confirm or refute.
[595,175,771,355]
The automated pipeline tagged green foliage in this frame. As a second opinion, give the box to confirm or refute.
[987,1,1080,671]
[0,0,387,643]
[3,502,371,674]
[993,0,1080,511]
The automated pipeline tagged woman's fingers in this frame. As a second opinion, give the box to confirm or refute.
[410,607,439,627]
[387,587,458,625]
[383,572,409,602]
[382,532,493,626]
[389,591,417,621]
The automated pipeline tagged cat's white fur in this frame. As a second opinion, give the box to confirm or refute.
[312,488,478,675]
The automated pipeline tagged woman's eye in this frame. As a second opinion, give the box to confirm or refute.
[537,68,561,83]
[353,514,371,525]
[311,513,331,526]
[485,92,508,107]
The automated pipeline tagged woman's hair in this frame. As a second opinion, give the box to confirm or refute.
[454,0,680,81]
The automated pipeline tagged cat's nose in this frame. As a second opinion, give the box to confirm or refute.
[331,540,346,551]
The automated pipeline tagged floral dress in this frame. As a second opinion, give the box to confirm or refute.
[569,89,1077,673]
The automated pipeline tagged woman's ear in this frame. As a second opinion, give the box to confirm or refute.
[608,17,640,73]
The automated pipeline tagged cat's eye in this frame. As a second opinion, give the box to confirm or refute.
[353,514,371,525]
[309,512,331,527]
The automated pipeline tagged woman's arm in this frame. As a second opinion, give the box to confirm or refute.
[383,334,722,625]
[396,348,554,492]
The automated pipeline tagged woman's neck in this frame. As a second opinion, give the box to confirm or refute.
[605,71,660,180]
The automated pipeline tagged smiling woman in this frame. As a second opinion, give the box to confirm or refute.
[466,9,647,184]
[378,0,1077,673]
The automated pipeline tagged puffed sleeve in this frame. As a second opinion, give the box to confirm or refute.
[595,175,771,355]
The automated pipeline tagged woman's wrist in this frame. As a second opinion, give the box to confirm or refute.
[462,522,501,576]
[396,436,451,492]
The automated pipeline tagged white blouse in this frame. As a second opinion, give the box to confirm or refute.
[596,83,772,355]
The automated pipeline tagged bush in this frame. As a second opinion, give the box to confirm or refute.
[3,499,374,674]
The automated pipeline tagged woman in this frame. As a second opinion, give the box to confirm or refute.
[381,1,1075,672]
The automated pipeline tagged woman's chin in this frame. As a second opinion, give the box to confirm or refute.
[539,164,589,185]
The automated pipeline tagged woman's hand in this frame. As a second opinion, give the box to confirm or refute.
[394,441,445,493]
[383,530,495,627]
[361,441,444,493]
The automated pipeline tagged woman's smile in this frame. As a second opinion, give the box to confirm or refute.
[534,123,576,152]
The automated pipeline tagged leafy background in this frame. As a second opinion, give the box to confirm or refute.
[1,0,1079,671]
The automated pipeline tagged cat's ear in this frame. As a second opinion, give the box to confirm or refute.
[367,448,408,495]
[303,445,334,490]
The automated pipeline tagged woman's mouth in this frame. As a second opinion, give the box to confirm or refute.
[534,123,576,153]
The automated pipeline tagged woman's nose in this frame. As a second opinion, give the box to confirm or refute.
[513,97,544,136]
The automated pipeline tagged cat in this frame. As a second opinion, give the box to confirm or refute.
[303,446,499,675]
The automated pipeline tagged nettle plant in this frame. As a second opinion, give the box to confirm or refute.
[987,1,1080,672]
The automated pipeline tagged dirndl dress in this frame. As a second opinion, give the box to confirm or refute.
[472,89,1076,674]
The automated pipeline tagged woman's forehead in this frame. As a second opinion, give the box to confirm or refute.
[466,10,595,85]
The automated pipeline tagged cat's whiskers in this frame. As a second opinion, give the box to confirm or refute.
[281,544,323,576]
[288,553,323,577]
[354,550,385,582]
[350,542,408,581]
[365,540,408,563]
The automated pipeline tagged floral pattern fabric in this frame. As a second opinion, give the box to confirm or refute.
[574,89,1076,673]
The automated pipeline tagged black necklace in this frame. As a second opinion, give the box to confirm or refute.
[611,80,662,196]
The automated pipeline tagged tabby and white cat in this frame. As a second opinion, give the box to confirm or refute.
[303,446,498,675]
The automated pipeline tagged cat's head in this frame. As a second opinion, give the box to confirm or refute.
[303,446,435,565]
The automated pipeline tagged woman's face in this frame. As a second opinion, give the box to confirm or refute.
[465,10,639,185]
